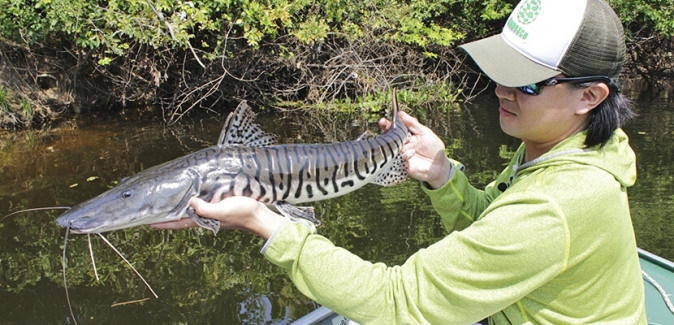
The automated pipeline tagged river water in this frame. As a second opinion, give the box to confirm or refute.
[0,92,672,324]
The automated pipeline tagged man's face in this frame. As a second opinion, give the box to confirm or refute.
[495,77,591,155]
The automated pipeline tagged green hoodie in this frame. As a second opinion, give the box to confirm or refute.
[263,129,646,324]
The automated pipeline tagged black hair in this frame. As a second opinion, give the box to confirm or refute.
[572,80,635,148]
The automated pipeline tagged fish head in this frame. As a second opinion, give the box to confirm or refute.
[56,171,196,234]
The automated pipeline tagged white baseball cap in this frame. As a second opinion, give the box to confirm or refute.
[460,0,626,87]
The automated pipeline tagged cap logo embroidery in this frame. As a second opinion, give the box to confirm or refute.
[506,0,542,40]
[517,0,542,25]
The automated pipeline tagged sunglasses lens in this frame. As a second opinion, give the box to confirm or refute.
[517,84,540,95]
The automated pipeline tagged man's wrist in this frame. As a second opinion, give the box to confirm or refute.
[427,158,453,189]
[251,207,286,240]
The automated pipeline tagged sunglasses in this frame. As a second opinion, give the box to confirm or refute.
[516,76,614,95]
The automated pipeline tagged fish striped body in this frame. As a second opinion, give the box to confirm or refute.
[198,128,407,204]
[56,90,408,234]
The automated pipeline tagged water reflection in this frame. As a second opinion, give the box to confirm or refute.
[622,98,674,259]
[0,95,672,324]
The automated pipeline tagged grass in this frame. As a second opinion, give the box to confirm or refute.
[275,82,463,117]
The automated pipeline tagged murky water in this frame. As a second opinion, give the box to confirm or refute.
[0,93,672,324]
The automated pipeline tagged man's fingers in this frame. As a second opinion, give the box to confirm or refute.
[150,217,197,230]
[191,196,232,218]
[378,118,392,131]
[380,112,431,137]
[402,148,415,161]
[398,111,426,135]
[190,197,208,214]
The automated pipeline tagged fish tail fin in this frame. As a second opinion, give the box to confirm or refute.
[372,153,408,186]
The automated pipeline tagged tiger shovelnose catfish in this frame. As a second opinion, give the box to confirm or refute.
[56,90,410,235]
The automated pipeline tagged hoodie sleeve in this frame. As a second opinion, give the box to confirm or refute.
[422,158,504,232]
[263,191,570,324]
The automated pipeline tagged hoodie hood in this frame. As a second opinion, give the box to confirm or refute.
[512,129,636,188]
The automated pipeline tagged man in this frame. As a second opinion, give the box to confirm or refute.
[154,0,646,323]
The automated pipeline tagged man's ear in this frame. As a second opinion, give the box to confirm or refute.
[576,83,610,115]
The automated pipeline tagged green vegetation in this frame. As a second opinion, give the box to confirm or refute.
[609,0,674,38]
[0,0,499,50]
[0,0,671,128]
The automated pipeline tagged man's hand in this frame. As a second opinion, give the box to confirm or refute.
[151,196,285,239]
[379,111,453,189]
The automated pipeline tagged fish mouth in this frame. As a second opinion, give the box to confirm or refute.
[56,214,105,234]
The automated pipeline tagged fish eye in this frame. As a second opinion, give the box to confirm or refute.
[122,190,133,198]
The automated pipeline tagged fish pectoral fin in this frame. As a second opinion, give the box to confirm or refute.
[186,207,220,235]
[273,201,320,226]
[372,153,408,186]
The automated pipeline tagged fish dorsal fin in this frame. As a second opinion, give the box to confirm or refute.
[218,101,278,147]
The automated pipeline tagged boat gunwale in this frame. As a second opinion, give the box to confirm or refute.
[639,248,674,273]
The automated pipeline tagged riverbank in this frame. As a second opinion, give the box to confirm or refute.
[0,0,672,130]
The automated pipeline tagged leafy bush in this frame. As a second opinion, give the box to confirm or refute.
[0,0,512,58]
[609,0,674,38]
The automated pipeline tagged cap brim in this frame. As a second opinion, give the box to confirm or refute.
[459,34,561,87]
